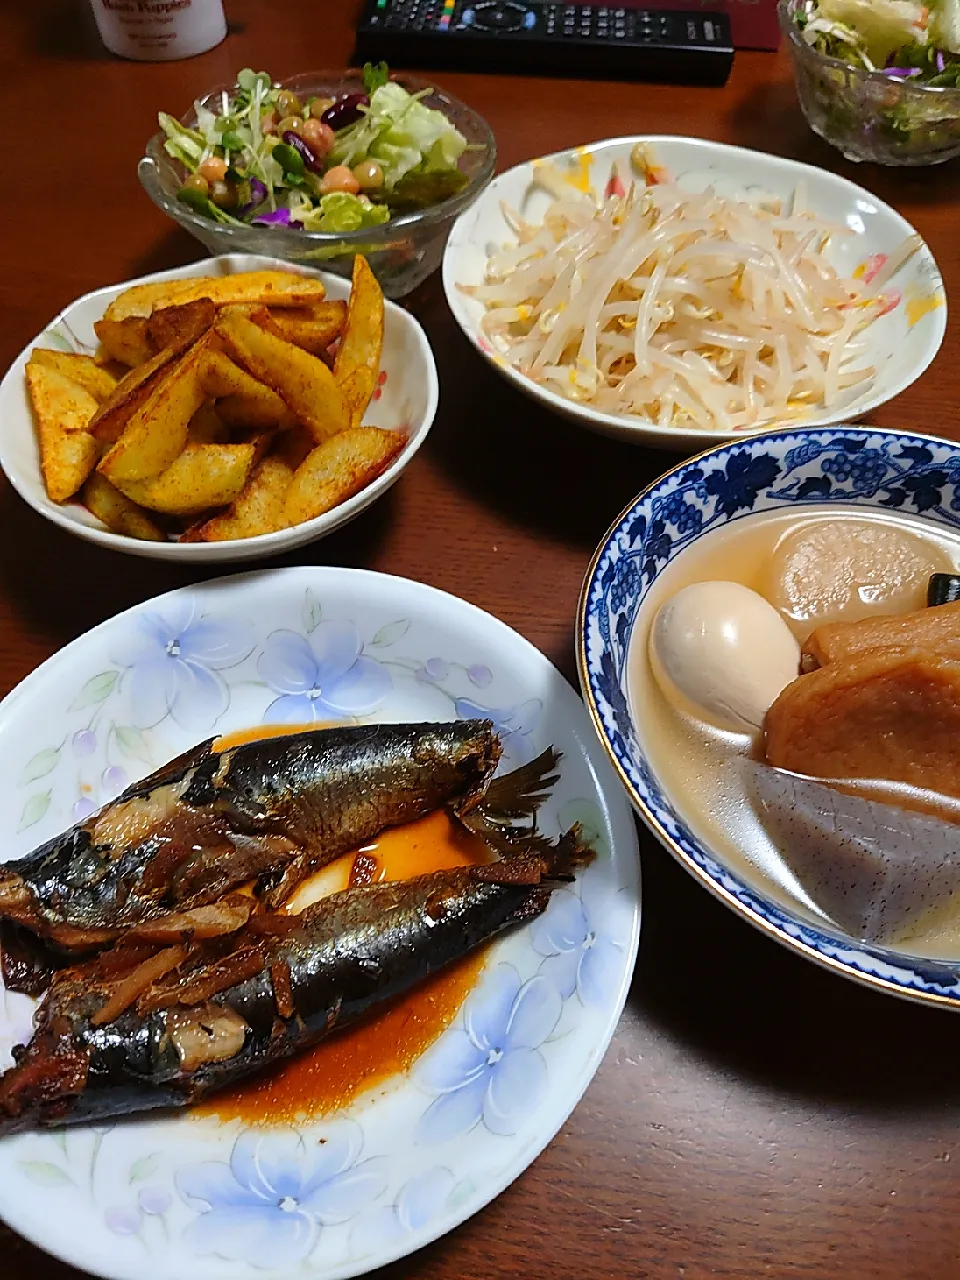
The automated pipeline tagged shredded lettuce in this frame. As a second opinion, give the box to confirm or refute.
[300,193,391,233]
[816,0,928,63]
[159,113,204,169]
[331,81,468,190]
[931,0,960,52]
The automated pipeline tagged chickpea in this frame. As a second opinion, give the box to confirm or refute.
[277,115,305,137]
[198,155,228,183]
[276,89,303,117]
[301,117,335,157]
[309,96,336,119]
[319,165,361,196]
[182,173,210,198]
[209,178,237,209]
[352,159,384,190]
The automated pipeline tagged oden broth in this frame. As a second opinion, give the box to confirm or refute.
[627,506,960,960]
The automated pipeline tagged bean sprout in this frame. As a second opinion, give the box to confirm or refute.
[461,153,917,432]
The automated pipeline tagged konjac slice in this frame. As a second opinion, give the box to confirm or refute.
[747,762,960,944]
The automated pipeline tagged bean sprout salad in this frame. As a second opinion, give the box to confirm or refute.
[462,145,919,433]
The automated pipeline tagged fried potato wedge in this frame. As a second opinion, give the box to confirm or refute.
[334,256,384,419]
[146,298,217,353]
[87,350,176,446]
[94,316,154,368]
[98,346,207,484]
[103,271,328,323]
[183,455,293,542]
[267,301,348,356]
[339,367,377,428]
[28,350,118,403]
[25,365,101,502]
[116,441,256,515]
[88,309,215,446]
[188,402,229,444]
[274,425,316,471]
[284,427,403,526]
[215,311,349,443]
[82,472,166,541]
[201,350,298,430]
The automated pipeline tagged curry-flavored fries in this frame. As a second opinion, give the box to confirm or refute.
[24,261,403,543]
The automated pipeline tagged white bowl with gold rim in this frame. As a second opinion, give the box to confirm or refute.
[442,136,946,453]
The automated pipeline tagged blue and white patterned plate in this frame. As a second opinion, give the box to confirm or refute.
[578,424,960,1010]
[0,567,640,1280]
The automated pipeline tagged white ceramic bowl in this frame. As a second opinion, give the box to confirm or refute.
[443,136,946,453]
[0,255,439,562]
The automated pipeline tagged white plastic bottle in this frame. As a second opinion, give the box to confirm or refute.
[89,0,227,62]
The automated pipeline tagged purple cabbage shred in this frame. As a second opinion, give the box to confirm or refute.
[237,177,268,218]
[252,208,303,229]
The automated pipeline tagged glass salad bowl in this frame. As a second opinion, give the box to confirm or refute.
[138,70,497,298]
[780,0,960,165]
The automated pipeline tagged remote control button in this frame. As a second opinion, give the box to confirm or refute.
[472,1,526,30]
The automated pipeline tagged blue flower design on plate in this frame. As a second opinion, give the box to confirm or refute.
[111,601,254,733]
[452,697,541,769]
[258,621,391,723]
[104,1187,172,1237]
[176,1123,387,1269]
[352,1167,455,1251]
[532,865,631,1007]
[416,964,561,1144]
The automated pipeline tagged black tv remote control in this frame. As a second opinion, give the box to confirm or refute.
[355,2,734,86]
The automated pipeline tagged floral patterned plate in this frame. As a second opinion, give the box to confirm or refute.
[579,424,960,1010]
[0,566,640,1279]
[0,254,438,562]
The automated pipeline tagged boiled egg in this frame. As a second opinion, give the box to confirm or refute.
[650,581,801,733]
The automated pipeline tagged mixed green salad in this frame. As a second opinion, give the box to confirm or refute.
[159,63,472,234]
[797,0,960,82]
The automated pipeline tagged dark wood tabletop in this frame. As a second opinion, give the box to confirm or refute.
[4,3,960,1278]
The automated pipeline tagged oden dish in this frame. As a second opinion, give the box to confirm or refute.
[579,425,960,1009]
[444,137,945,451]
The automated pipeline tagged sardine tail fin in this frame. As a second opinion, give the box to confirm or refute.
[543,824,596,880]
[470,825,596,883]
[456,746,562,853]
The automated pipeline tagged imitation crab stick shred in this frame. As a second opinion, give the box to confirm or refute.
[462,156,922,433]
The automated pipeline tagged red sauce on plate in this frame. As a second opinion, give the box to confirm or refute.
[199,723,491,1125]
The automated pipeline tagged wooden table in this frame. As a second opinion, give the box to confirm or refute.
[3,3,960,1277]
